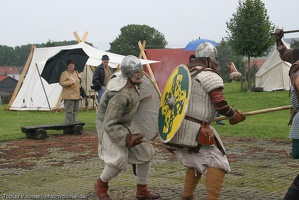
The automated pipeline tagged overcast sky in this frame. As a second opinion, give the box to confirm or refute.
[1,0,299,51]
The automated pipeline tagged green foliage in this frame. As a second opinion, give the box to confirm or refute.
[217,39,246,82]
[109,24,167,57]
[226,0,275,90]
[0,45,19,66]
[14,44,32,66]
[291,39,299,48]
[226,0,275,58]
[45,39,56,47]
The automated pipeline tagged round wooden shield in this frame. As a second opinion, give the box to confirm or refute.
[132,72,161,140]
[158,65,191,143]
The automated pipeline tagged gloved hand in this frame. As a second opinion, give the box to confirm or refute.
[126,133,144,148]
[274,28,284,41]
[274,29,285,50]
[229,109,246,125]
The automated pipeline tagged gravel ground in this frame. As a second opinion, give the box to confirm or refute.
[0,131,298,200]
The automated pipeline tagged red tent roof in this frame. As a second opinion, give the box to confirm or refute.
[0,76,8,82]
[145,48,193,92]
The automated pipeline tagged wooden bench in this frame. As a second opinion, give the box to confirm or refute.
[21,121,85,140]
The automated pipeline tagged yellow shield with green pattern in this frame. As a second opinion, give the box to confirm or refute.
[158,65,191,143]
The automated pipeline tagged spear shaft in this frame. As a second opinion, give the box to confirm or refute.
[271,29,299,35]
[283,30,299,34]
[213,105,293,121]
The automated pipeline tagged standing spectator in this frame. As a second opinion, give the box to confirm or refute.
[59,59,82,132]
[94,55,160,200]
[92,55,113,104]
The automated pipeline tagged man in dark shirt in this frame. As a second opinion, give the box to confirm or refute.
[92,55,113,103]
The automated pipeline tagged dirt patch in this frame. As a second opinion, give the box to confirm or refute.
[0,131,98,170]
[0,132,297,199]
[0,132,292,170]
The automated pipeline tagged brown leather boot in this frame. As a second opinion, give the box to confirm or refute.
[136,184,161,200]
[94,178,111,200]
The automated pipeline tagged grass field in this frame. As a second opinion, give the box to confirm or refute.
[0,82,292,141]
[219,82,291,138]
[0,106,97,141]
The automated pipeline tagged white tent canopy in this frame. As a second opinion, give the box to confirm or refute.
[255,40,291,91]
[8,42,160,111]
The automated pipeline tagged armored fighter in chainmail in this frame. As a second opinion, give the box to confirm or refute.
[168,42,246,200]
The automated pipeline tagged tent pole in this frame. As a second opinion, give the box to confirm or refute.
[138,40,161,98]
[7,46,36,110]
[35,63,51,111]
[81,32,88,43]
[73,31,81,43]
[84,65,88,111]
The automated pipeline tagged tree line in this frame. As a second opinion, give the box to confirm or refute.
[0,40,82,67]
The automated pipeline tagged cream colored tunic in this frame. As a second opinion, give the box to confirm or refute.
[96,77,155,170]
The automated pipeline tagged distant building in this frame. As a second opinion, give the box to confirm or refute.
[0,66,20,80]
[0,76,18,95]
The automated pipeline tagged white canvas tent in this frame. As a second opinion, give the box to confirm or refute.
[8,42,160,111]
[255,40,291,91]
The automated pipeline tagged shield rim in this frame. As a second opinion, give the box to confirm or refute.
[158,64,191,143]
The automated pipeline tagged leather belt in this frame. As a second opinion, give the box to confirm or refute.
[184,115,205,124]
